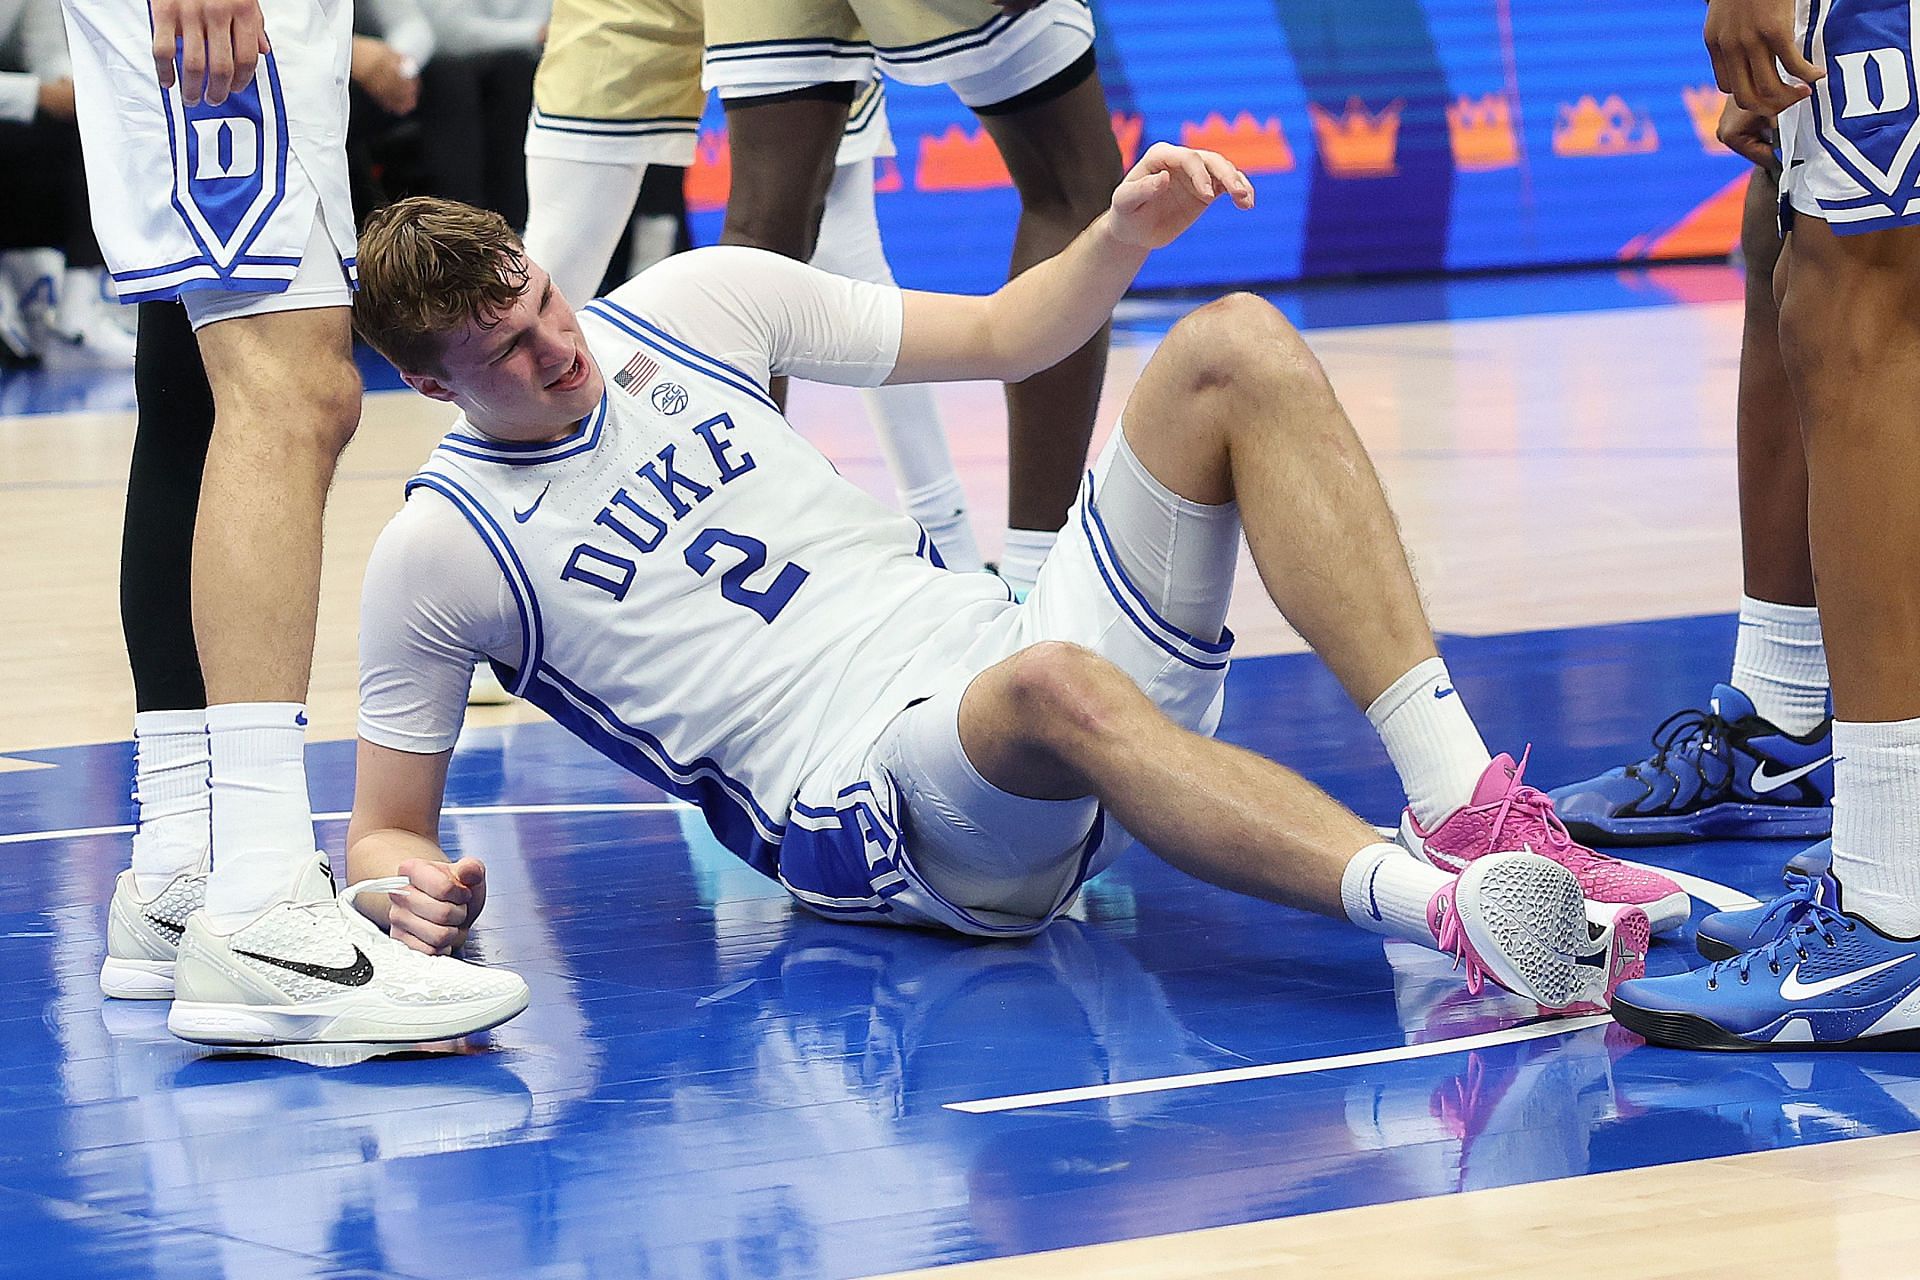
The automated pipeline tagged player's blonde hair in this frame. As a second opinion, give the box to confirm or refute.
[353,196,531,375]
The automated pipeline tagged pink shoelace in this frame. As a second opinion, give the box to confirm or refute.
[1481,746,1607,867]
[1431,891,1490,997]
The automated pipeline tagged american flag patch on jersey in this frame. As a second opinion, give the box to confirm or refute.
[613,351,660,394]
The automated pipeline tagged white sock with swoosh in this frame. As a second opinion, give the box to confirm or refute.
[1367,657,1494,827]
[1341,842,1452,945]
[1832,717,1920,937]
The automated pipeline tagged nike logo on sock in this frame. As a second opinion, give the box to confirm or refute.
[234,945,374,987]
[1434,686,1456,699]
[1749,756,1834,794]
[514,483,553,524]
[1365,859,1385,921]
[1780,954,1913,1001]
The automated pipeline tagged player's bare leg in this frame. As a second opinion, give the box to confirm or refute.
[192,307,360,700]
[1776,215,1920,934]
[717,90,848,260]
[1738,168,1812,610]
[976,68,1125,587]
[956,293,1674,958]
[189,306,360,919]
[1112,293,1438,706]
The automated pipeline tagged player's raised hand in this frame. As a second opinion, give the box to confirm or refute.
[1108,143,1254,250]
[151,0,272,107]
[388,855,490,955]
[1705,0,1822,114]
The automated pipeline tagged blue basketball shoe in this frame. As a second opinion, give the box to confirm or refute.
[1695,841,1836,961]
[1611,896,1920,1050]
[1548,684,1832,845]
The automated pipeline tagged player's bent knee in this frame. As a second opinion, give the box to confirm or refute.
[1000,642,1140,748]
[1164,292,1322,401]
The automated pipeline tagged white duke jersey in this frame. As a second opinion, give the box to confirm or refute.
[381,248,1014,885]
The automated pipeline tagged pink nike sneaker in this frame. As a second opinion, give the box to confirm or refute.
[1425,851,1650,1014]
[1403,750,1691,935]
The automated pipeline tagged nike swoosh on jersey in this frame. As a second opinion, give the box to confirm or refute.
[234,944,375,987]
[1749,755,1835,794]
[1779,953,1914,1001]
[513,483,552,524]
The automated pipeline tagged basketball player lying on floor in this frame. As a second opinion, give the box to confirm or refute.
[344,143,1681,1016]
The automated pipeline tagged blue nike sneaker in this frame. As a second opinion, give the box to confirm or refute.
[1548,684,1832,845]
[1695,841,1836,961]
[1611,898,1920,1050]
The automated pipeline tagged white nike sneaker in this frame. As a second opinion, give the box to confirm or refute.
[166,856,530,1046]
[100,866,208,999]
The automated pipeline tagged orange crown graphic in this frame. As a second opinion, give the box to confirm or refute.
[1552,95,1660,157]
[1446,93,1519,171]
[1180,112,1295,173]
[1683,85,1730,153]
[916,124,1012,192]
[1308,97,1403,178]
[686,130,730,212]
[1112,112,1144,168]
[874,156,904,194]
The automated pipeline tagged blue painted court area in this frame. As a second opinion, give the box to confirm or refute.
[3,613,1917,1279]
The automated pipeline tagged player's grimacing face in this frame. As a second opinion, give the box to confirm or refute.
[437,261,604,438]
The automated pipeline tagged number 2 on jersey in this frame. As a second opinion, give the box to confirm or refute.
[684,528,809,624]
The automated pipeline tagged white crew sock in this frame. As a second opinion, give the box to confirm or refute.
[1341,841,1453,945]
[898,472,984,572]
[130,709,211,895]
[863,382,983,571]
[1830,717,1920,937]
[1730,595,1829,735]
[999,528,1057,599]
[1366,657,1495,827]
[203,702,319,930]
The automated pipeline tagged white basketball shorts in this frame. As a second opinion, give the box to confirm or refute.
[787,427,1240,939]
[60,0,358,304]
[1778,0,1920,233]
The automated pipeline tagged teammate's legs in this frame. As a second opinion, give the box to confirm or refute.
[973,61,1123,590]
[1547,164,1835,846]
[188,300,361,919]
[100,301,219,999]
[1777,215,1920,934]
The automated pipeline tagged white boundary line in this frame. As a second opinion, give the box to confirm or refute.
[0,801,692,848]
[946,1014,1615,1114]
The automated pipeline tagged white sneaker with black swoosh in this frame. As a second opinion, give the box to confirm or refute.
[166,856,530,1046]
[100,865,208,998]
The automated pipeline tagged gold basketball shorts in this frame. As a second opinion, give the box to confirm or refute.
[527,0,895,164]
[702,0,1094,108]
